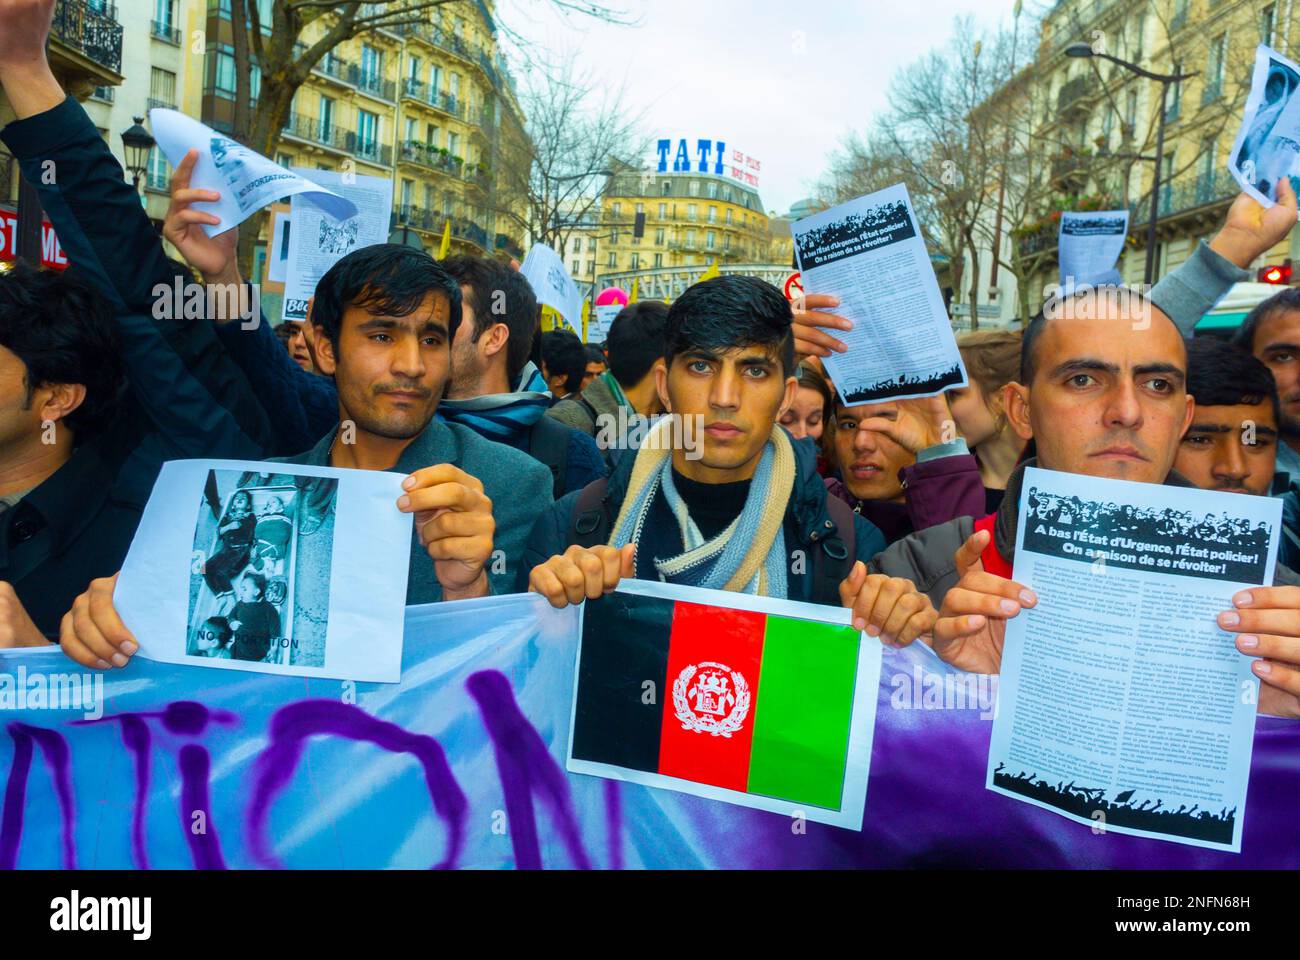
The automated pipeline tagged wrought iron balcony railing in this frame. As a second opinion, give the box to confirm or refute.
[51,0,123,74]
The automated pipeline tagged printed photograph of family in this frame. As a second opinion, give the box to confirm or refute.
[186,469,337,667]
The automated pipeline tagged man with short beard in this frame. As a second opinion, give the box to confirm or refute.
[1233,286,1300,490]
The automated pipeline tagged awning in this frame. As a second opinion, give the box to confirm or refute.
[1195,310,1249,331]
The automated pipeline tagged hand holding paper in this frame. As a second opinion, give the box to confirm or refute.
[1221,585,1300,718]
[1210,177,1300,269]
[791,293,852,359]
[931,529,1037,674]
[399,465,495,601]
[163,148,240,285]
[837,562,935,644]
[59,572,137,670]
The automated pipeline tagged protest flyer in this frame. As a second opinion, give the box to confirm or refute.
[987,467,1281,851]
[282,168,394,321]
[267,210,290,285]
[1229,43,1300,207]
[521,243,584,333]
[1058,210,1129,289]
[567,580,880,829]
[791,183,967,405]
[149,109,356,235]
[588,303,621,343]
[115,460,412,682]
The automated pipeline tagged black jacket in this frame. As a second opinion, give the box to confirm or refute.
[0,97,273,636]
[521,435,886,605]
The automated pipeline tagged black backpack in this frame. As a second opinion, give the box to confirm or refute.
[567,478,857,602]
[528,416,572,501]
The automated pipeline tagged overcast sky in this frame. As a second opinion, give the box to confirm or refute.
[498,0,1021,215]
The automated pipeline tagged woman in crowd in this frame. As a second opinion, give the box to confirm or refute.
[947,330,1024,513]
[779,359,835,475]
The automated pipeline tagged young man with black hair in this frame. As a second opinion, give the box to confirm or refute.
[869,185,1300,718]
[523,275,936,644]
[437,255,606,497]
[539,329,587,400]
[1175,337,1280,498]
[549,301,670,466]
[1232,286,1300,486]
[0,0,275,647]
[581,343,607,391]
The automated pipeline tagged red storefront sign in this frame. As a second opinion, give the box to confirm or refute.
[0,207,68,270]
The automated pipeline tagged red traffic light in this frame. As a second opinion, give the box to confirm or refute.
[1259,261,1293,285]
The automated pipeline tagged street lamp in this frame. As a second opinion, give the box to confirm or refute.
[1065,42,1197,285]
[120,117,155,194]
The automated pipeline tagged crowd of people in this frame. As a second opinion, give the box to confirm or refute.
[0,0,1298,721]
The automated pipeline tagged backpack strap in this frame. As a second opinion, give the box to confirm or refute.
[528,416,572,500]
[552,393,602,435]
[570,477,612,548]
[811,495,857,602]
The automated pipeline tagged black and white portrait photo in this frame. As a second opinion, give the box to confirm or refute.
[186,469,338,667]
[1232,50,1300,202]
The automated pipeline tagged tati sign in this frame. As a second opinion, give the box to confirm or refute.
[0,207,67,270]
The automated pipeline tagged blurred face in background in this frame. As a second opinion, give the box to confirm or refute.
[779,384,827,442]
[1249,308,1300,439]
[947,380,1001,447]
[1174,399,1278,497]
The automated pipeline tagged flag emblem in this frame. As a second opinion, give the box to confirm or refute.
[674,661,750,737]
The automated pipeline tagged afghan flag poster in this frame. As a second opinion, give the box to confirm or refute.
[567,581,881,829]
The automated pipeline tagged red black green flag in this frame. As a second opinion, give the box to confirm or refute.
[567,583,880,829]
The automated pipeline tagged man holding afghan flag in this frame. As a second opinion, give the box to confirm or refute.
[522,274,936,639]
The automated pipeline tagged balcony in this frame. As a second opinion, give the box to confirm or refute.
[391,206,489,251]
[463,163,490,192]
[349,135,392,167]
[50,0,123,76]
[281,111,351,153]
[1146,168,1237,219]
[295,45,353,86]
[149,19,181,44]
[1049,152,1089,186]
[397,140,462,176]
[147,96,176,112]
[399,77,463,118]
[1016,223,1059,259]
[348,66,396,102]
[495,233,523,261]
[1056,75,1096,115]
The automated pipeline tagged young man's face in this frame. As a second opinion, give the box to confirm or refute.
[1008,304,1193,484]
[0,344,71,451]
[656,342,796,482]
[831,403,913,503]
[582,359,606,391]
[1249,307,1300,438]
[314,290,451,441]
[1174,400,1278,496]
[285,324,313,372]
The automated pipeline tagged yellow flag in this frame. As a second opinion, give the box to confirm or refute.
[629,279,639,304]
[581,299,590,342]
[700,259,720,282]
[438,219,451,259]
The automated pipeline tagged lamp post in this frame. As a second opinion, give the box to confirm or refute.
[120,116,155,196]
[1065,42,1196,285]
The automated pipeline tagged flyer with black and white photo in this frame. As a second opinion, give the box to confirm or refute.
[1229,43,1300,207]
[987,467,1281,851]
[283,168,394,320]
[115,460,412,682]
[1058,210,1129,288]
[792,184,966,405]
[521,243,584,333]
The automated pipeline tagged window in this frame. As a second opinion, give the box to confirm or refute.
[687,203,697,221]
[724,236,732,251]
[725,208,733,225]
[654,253,663,268]
[318,95,334,140]
[210,44,236,98]
[688,180,700,197]
[607,252,617,268]
[655,227,665,245]
[401,178,413,211]
[429,64,442,94]
[450,74,461,101]
[357,109,379,155]
[708,206,717,223]
[448,132,459,157]
[1205,34,1227,102]
[1262,4,1276,44]
[588,238,597,252]
[572,261,581,275]
[630,253,640,269]
[706,231,716,250]
[146,146,170,191]
[661,180,672,196]
[404,118,417,142]
[635,202,644,215]
[587,261,595,275]
[707,181,718,198]
[275,152,292,169]
[408,55,421,81]
[154,0,173,28]
[150,67,177,107]
[1125,88,1138,134]
[612,202,621,217]
[686,228,697,247]
[658,202,667,219]
[426,123,439,148]
[571,237,581,253]
[360,45,381,85]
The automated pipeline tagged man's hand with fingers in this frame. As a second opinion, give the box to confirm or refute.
[792,294,853,360]
[163,149,240,287]
[1218,586,1300,718]
[1210,178,1300,270]
[838,563,935,647]
[529,544,637,609]
[59,573,139,669]
[931,529,1037,674]
[858,395,953,455]
[398,465,495,601]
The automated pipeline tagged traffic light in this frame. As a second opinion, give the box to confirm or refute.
[1259,260,1293,285]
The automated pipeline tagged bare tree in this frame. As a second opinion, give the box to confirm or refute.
[216,0,633,270]
[491,54,650,257]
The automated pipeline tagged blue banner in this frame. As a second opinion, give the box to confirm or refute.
[1,594,1297,869]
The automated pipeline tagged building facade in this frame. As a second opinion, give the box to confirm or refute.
[963,0,1300,328]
